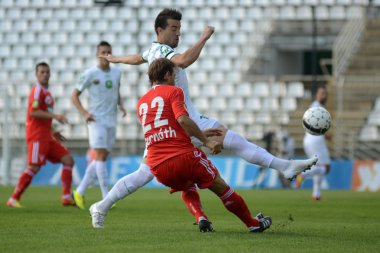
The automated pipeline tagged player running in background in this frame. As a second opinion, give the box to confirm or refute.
[71,41,126,210]
[97,8,317,224]
[297,86,331,200]
[90,58,272,232]
[7,62,75,207]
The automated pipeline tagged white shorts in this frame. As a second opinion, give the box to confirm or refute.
[303,135,330,165]
[191,115,222,147]
[88,122,116,152]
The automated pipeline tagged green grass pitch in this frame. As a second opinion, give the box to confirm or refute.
[1,187,379,253]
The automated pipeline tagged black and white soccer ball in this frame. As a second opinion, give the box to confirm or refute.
[302,107,331,136]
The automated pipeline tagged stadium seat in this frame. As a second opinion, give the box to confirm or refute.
[5,33,19,44]
[374,97,380,112]
[320,0,334,4]
[280,6,296,19]
[36,33,52,45]
[10,71,26,82]
[271,82,287,97]
[194,97,209,111]
[297,6,312,19]
[0,20,12,31]
[16,84,31,98]
[218,84,235,97]
[220,111,237,125]
[0,46,10,57]
[236,82,253,98]
[246,125,264,140]
[245,97,261,112]
[359,126,378,141]
[255,113,271,124]
[210,97,227,111]
[316,6,329,19]
[346,6,363,18]
[287,82,304,97]
[368,112,380,126]
[21,32,36,44]
[253,82,269,97]
[227,97,244,111]
[200,84,218,97]
[15,0,30,7]
[22,9,37,20]
[262,98,279,111]
[123,124,139,140]
[330,6,346,19]
[3,58,18,70]
[55,97,71,110]
[237,112,255,125]
[14,20,28,31]
[207,0,221,6]
[281,97,297,111]
[71,125,88,139]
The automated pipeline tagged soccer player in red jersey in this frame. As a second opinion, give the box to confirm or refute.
[7,62,76,208]
[90,58,272,233]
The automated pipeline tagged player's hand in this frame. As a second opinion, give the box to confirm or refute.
[202,26,215,40]
[84,111,96,123]
[53,131,67,143]
[100,54,118,63]
[54,114,68,124]
[118,105,127,117]
[203,128,223,138]
[205,140,222,155]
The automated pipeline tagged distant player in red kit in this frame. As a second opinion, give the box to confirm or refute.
[90,58,272,232]
[7,62,76,208]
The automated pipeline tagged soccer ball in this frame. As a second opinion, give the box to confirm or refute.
[302,107,331,136]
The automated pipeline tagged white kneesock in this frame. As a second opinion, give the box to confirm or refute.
[312,174,323,198]
[302,165,327,178]
[97,163,154,213]
[223,130,290,172]
[76,160,97,196]
[95,160,108,199]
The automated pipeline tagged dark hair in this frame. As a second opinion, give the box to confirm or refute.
[154,8,182,35]
[35,62,50,73]
[148,58,175,84]
[97,41,112,50]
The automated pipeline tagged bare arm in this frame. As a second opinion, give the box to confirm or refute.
[177,115,221,154]
[171,26,215,69]
[101,54,145,65]
[71,89,95,122]
[117,85,127,117]
[30,110,68,124]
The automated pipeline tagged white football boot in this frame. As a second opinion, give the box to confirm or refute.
[89,203,106,228]
[283,155,318,180]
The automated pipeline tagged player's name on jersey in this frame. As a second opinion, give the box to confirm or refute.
[145,126,177,146]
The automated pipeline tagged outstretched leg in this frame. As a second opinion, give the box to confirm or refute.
[210,127,317,179]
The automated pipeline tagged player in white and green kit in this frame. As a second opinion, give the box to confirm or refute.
[89,9,317,229]
[71,41,126,209]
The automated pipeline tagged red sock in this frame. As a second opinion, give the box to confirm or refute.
[61,166,73,197]
[11,168,36,200]
[181,186,208,222]
[219,186,259,228]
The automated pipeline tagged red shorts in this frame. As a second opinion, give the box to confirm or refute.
[27,139,70,166]
[151,148,219,192]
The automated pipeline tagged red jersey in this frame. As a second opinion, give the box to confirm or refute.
[26,83,55,142]
[137,85,194,169]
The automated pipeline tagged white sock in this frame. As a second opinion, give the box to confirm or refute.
[223,130,290,172]
[95,160,108,199]
[97,163,154,213]
[76,160,97,196]
[302,165,327,178]
[312,174,323,198]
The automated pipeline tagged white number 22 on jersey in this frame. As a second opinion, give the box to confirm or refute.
[139,96,169,134]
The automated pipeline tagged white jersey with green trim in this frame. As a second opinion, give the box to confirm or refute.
[142,41,202,120]
[75,66,121,127]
